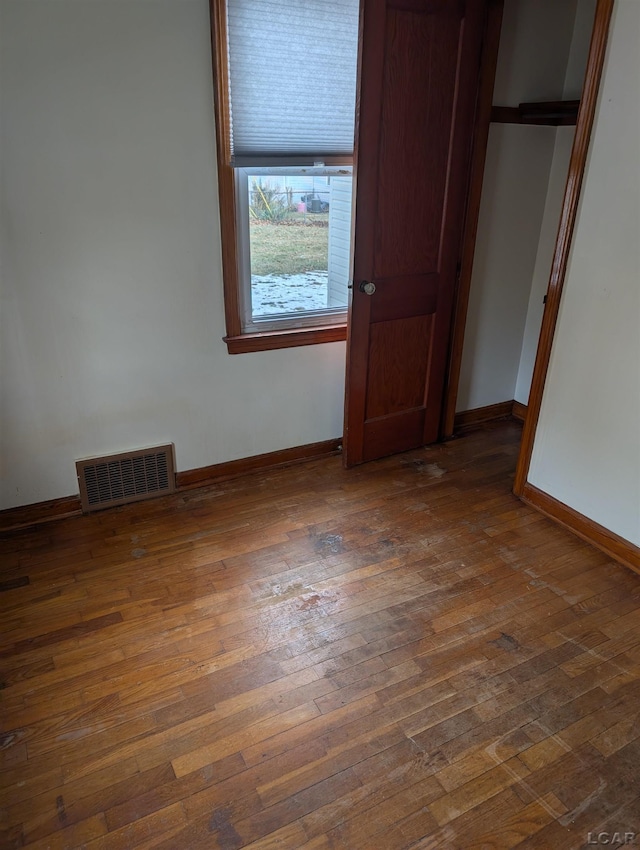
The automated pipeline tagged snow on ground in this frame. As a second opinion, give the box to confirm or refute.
[251,271,329,316]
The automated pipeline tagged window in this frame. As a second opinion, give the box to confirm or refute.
[238,166,353,332]
[210,0,360,353]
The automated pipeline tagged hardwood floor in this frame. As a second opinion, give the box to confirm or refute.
[1,421,640,850]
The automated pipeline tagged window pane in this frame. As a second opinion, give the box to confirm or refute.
[227,0,359,161]
[247,173,352,319]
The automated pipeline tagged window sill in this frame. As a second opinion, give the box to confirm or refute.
[224,323,347,354]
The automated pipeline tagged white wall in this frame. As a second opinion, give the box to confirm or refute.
[529,0,640,547]
[513,127,573,404]
[492,0,578,105]
[563,0,598,99]
[0,0,346,509]
[457,0,580,412]
[513,0,597,404]
[457,123,556,410]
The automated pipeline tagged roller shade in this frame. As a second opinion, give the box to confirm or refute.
[226,0,360,163]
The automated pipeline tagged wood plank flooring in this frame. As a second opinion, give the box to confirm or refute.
[1,421,640,849]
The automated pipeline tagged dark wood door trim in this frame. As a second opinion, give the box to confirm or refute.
[442,0,504,438]
[513,0,615,496]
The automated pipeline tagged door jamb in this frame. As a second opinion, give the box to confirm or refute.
[442,0,504,438]
[512,0,614,495]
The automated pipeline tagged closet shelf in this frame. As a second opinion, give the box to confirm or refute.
[491,100,580,126]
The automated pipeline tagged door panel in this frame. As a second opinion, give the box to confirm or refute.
[344,0,487,466]
[368,274,438,323]
[374,6,461,277]
[365,315,432,419]
[362,407,426,462]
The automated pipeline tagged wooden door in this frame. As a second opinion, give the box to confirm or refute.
[343,0,488,466]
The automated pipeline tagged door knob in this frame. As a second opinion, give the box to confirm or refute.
[359,280,376,296]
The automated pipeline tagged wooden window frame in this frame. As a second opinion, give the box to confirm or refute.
[209,0,348,355]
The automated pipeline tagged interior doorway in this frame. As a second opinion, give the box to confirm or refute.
[343,0,605,484]
[444,0,599,439]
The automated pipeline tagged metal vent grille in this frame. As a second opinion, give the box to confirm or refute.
[76,445,175,513]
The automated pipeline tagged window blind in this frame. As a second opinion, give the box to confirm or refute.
[226,0,360,164]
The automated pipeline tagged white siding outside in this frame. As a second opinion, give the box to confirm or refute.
[327,176,353,307]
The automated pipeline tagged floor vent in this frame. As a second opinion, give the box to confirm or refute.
[76,445,175,513]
